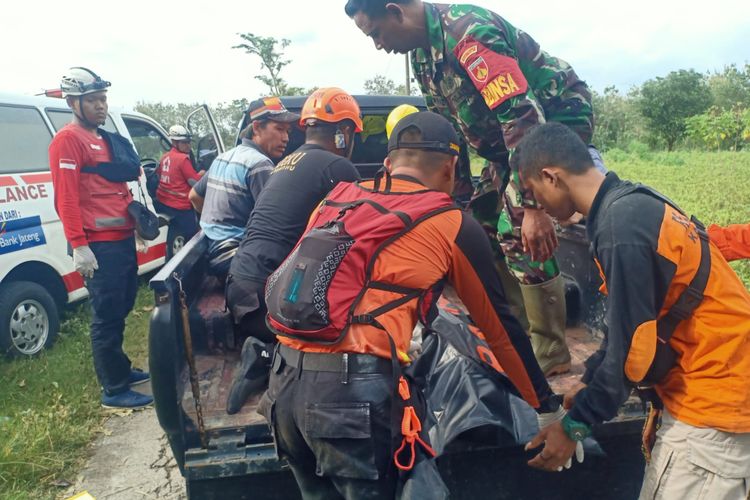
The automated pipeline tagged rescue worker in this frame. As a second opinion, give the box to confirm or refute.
[345,0,608,376]
[155,125,202,258]
[225,88,362,414]
[517,123,750,498]
[188,97,298,276]
[260,112,574,499]
[48,67,152,409]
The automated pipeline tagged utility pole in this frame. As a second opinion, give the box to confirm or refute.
[405,52,411,95]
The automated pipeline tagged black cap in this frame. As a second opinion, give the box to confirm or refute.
[247,96,299,123]
[387,111,460,156]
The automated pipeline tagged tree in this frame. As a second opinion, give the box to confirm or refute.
[591,86,645,150]
[686,105,750,151]
[708,64,750,111]
[363,74,419,96]
[638,69,711,150]
[233,33,305,96]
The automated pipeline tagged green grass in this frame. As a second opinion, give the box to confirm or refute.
[605,150,750,286]
[0,282,153,500]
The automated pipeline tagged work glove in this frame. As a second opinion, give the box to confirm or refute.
[73,245,98,279]
[536,405,585,471]
[135,234,149,254]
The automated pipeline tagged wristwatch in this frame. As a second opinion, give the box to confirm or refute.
[561,414,592,442]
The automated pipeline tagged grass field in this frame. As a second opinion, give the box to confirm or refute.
[0,150,747,499]
[0,283,153,500]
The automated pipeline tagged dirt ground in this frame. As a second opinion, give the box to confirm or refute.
[62,383,185,500]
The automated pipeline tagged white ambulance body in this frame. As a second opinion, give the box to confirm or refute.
[0,92,171,356]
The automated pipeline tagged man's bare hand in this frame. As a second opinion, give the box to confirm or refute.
[522,208,558,262]
[525,420,577,472]
[559,212,584,227]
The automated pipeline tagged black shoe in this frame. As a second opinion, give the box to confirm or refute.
[226,338,271,415]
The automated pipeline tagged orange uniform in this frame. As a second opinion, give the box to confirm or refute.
[708,223,750,262]
[570,173,750,432]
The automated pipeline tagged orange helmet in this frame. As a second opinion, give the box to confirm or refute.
[300,87,363,132]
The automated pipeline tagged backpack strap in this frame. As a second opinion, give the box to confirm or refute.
[604,182,711,379]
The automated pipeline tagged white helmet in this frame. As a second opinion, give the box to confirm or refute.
[168,125,192,142]
[60,67,111,97]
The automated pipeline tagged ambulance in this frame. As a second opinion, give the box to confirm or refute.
[0,92,222,356]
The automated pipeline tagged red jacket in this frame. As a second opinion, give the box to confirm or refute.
[156,148,201,210]
[49,123,134,248]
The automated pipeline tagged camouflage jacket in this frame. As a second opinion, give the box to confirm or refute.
[411,2,594,206]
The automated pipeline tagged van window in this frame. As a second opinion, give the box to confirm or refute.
[122,116,170,160]
[351,113,388,165]
[0,105,53,174]
[46,109,117,134]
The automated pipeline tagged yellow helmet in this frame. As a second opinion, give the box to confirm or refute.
[385,104,419,139]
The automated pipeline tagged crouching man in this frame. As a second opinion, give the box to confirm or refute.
[259,112,567,499]
[519,123,750,499]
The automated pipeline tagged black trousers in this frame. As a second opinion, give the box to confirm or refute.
[259,353,397,500]
[86,237,138,395]
[225,275,275,343]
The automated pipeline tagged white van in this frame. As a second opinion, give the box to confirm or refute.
[0,92,222,356]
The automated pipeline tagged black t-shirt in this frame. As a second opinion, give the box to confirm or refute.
[230,143,361,284]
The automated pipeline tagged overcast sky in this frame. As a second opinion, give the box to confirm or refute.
[3,0,748,107]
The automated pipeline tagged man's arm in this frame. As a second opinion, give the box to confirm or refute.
[568,239,676,426]
[189,173,208,213]
[179,155,202,187]
[49,133,87,248]
[708,223,750,262]
[448,213,555,410]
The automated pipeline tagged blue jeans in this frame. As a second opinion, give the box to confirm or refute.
[85,237,138,395]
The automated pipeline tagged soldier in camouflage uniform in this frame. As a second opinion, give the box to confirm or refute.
[346,0,606,375]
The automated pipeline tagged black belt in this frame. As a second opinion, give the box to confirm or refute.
[276,343,392,375]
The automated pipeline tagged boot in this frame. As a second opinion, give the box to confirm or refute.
[226,337,272,415]
[494,258,530,334]
[519,274,571,376]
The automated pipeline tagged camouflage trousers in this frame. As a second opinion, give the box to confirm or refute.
[470,164,558,285]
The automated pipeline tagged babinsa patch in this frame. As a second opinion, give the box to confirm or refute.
[454,36,528,110]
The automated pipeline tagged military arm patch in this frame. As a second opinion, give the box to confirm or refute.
[454,36,528,110]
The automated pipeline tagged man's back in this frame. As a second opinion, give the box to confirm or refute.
[230,143,359,284]
[198,139,273,241]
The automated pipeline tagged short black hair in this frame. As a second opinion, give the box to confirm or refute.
[512,122,594,180]
[344,0,412,18]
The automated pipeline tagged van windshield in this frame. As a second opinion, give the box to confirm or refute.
[0,105,53,174]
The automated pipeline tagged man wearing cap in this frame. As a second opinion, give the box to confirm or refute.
[345,0,610,376]
[258,111,567,498]
[189,97,298,276]
[48,67,152,409]
[224,87,362,414]
[156,125,203,258]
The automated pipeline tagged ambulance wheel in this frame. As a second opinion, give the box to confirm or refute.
[166,226,186,261]
[0,281,59,357]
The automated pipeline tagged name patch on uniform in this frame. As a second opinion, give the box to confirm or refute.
[454,36,528,110]
[59,159,77,170]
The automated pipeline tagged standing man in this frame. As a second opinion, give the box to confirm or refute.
[518,123,750,499]
[156,125,202,258]
[260,112,569,498]
[225,88,362,413]
[49,67,152,409]
[345,0,605,375]
[188,97,298,276]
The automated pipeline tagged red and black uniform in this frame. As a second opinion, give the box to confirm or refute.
[49,123,134,247]
[48,122,138,396]
[155,147,201,247]
[156,147,200,210]
[569,172,750,432]
[259,176,554,498]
